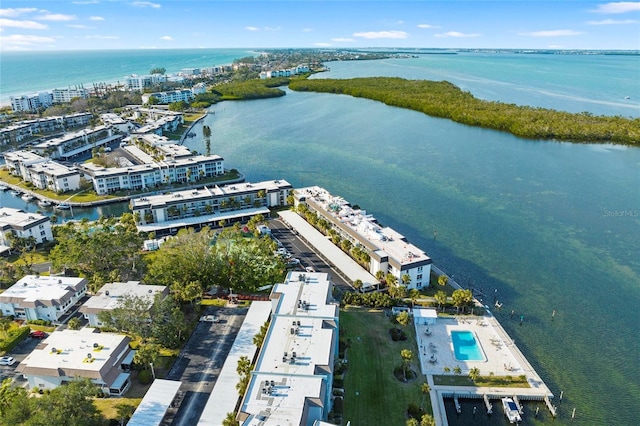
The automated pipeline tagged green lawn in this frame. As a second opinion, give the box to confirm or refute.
[340,306,430,426]
[433,374,529,388]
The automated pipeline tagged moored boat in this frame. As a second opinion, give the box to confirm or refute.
[55,203,71,210]
[10,190,22,196]
[502,397,522,424]
[38,200,53,208]
[0,184,8,191]
[21,193,35,202]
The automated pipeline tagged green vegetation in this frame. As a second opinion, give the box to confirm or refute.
[289,77,640,145]
[340,306,430,425]
[212,77,290,101]
[433,374,530,388]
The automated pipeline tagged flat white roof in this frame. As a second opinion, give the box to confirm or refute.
[128,379,182,426]
[0,207,49,230]
[296,186,431,267]
[28,161,78,177]
[0,274,85,306]
[198,301,272,426]
[241,374,325,426]
[413,307,438,319]
[3,150,45,163]
[34,125,110,149]
[80,281,167,313]
[18,328,129,375]
[271,272,338,320]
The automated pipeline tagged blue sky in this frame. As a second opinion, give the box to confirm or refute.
[1,1,639,51]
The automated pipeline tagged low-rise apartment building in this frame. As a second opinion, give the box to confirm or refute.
[124,74,168,92]
[79,281,169,327]
[1,113,93,146]
[32,125,123,160]
[10,92,54,112]
[294,186,432,290]
[237,271,339,425]
[0,208,53,248]
[51,87,90,104]
[16,328,134,396]
[0,275,87,322]
[4,151,81,192]
[141,89,194,105]
[130,179,291,235]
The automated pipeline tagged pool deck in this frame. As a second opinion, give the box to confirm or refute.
[417,310,554,426]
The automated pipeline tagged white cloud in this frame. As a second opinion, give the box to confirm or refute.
[85,35,119,39]
[435,31,480,38]
[0,34,55,46]
[264,26,281,32]
[245,26,259,31]
[302,28,312,32]
[0,18,48,30]
[417,24,438,29]
[67,24,93,29]
[37,13,76,21]
[353,30,408,39]
[90,16,105,21]
[314,42,331,47]
[0,8,38,17]
[590,2,640,13]
[587,18,639,24]
[332,37,355,42]
[518,29,583,37]
[132,1,161,9]
[161,35,173,41]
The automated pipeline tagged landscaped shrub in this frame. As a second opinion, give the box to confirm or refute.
[389,327,407,341]
[332,389,344,397]
[333,396,343,414]
[27,319,51,326]
[334,361,347,375]
[0,326,30,353]
[407,402,425,420]
[138,369,152,385]
[333,378,344,389]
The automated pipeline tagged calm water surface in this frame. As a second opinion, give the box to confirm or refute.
[183,84,639,425]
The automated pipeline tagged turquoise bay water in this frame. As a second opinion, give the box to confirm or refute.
[451,331,484,361]
[184,82,639,425]
[1,50,639,424]
[0,48,253,104]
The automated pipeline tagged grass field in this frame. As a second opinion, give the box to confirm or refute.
[340,306,431,426]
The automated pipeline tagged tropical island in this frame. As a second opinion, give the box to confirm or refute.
[287,77,640,145]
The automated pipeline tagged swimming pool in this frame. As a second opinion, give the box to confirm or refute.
[451,330,485,361]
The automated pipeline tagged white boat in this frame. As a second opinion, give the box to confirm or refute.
[55,203,71,210]
[502,397,522,424]
[10,190,22,196]
[0,185,7,191]
[38,200,53,208]
[21,193,35,202]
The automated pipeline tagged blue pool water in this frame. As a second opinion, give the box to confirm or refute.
[451,331,485,361]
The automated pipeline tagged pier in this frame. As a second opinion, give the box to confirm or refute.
[544,395,558,417]
[483,394,493,414]
[513,395,524,414]
[453,394,461,414]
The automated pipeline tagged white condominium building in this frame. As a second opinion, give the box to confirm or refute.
[141,89,195,105]
[32,125,123,160]
[0,208,53,250]
[10,92,53,112]
[0,275,86,322]
[124,74,168,92]
[294,186,432,290]
[4,151,80,192]
[129,179,292,235]
[52,87,89,103]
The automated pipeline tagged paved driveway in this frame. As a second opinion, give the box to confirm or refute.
[167,305,247,426]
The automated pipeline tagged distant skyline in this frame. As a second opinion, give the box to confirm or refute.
[1,1,639,51]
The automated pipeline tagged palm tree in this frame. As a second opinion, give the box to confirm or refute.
[386,272,398,288]
[469,367,480,382]
[443,366,451,374]
[420,414,436,426]
[400,349,413,381]
[421,382,431,408]
[353,279,363,292]
[453,365,462,375]
[434,290,447,311]
[437,274,448,287]
[402,273,411,286]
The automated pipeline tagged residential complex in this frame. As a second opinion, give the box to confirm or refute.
[0,275,87,322]
[130,179,292,235]
[294,186,432,290]
[124,74,168,92]
[259,64,310,79]
[51,87,90,104]
[16,328,134,396]
[141,89,195,105]
[237,271,339,425]
[32,125,123,160]
[0,207,53,249]
[10,88,89,113]
[79,281,169,327]
[4,151,80,192]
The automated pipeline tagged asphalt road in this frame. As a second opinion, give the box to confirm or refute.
[268,218,353,294]
[167,305,247,426]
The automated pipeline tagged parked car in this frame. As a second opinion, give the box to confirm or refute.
[0,356,16,366]
[199,315,220,323]
[30,331,47,339]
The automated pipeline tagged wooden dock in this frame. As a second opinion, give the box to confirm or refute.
[483,394,493,414]
[513,395,524,414]
[544,395,557,417]
[453,394,461,414]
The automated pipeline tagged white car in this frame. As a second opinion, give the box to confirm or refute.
[0,356,16,366]
[199,314,220,323]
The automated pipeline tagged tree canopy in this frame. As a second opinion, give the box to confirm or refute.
[289,77,640,145]
[49,215,145,291]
